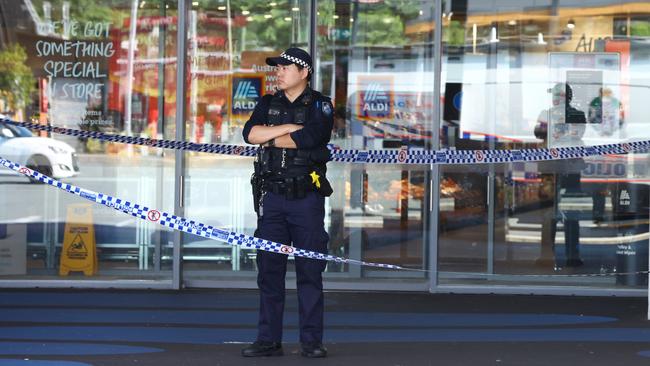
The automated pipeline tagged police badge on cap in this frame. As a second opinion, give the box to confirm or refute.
[266,47,313,74]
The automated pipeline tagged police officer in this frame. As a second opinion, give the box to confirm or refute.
[534,83,586,268]
[240,47,333,358]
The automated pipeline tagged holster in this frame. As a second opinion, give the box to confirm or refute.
[250,173,263,215]
[314,166,333,197]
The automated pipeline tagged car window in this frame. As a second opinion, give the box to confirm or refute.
[12,125,33,137]
[0,123,32,138]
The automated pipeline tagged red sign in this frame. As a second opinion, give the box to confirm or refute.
[397,149,408,163]
[475,150,485,162]
[18,167,32,176]
[147,210,161,222]
[280,246,294,254]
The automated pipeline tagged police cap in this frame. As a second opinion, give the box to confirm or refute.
[266,47,312,74]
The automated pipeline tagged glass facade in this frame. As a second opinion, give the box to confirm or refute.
[0,0,177,285]
[0,0,649,295]
[439,0,650,291]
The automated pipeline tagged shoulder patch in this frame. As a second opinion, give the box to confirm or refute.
[322,101,333,116]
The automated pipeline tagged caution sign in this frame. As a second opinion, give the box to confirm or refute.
[59,203,97,276]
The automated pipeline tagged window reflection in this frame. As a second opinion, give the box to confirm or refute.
[317,0,435,274]
[0,0,176,280]
[440,0,650,288]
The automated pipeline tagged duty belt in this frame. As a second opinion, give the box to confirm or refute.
[264,175,314,200]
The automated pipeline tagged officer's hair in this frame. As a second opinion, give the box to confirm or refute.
[296,65,312,82]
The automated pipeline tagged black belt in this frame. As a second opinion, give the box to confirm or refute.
[263,176,313,200]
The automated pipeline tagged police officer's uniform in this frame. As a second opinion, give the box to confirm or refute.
[241,48,333,358]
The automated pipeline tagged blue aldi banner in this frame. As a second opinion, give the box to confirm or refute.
[356,75,393,121]
[231,74,265,117]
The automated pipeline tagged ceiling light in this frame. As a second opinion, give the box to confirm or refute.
[567,19,575,29]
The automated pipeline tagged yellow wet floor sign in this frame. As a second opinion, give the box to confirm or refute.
[59,203,97,276]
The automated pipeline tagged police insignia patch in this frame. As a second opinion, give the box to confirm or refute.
[322,102,333,116]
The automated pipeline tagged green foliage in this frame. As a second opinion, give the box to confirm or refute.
[0,45,35,110]
[31,0,116,24]
[225,0,308,49]
[445,20,465,46]
[342,0,422,47]
[631,21,650,37]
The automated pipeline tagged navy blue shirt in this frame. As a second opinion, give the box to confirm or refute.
[242,88,334,149]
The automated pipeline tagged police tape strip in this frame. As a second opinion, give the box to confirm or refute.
[3,154,647,278]
[6,119,650,165]
[0,155,406,271]
[3,119,259,158]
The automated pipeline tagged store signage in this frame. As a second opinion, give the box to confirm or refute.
[357,75,394,121]
[231,74,265,116]
[329,28,351,41]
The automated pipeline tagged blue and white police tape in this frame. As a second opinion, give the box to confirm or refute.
[3,119,259,157]
[0,155,406,271]
[5,118,650,165]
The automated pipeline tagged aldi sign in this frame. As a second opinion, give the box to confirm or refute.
[356,75,393,121]
[231,74,265,116]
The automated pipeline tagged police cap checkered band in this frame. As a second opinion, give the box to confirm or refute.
[266,47,312,73]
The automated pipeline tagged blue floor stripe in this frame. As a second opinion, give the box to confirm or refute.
[0,292,336,309]
[638,350,650,358]
[0,309,616,328]
[0,361,92,366]
[0,342,162,356]
[1,326,650,344]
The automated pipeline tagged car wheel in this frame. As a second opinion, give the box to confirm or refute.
[26,155,53,184]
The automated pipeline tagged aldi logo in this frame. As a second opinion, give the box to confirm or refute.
[357,76,393,121]
[364,82,389,104]
[231,74,265,116]
[234,80,259,99]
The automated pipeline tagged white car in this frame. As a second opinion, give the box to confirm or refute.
[0,120,79,180]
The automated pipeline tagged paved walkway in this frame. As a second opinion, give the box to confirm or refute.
[0,289,649,365]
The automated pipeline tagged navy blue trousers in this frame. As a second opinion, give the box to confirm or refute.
[254,191,329,344]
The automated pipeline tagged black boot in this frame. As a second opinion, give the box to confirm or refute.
[241,341,283,357]
[301,343,327,358]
